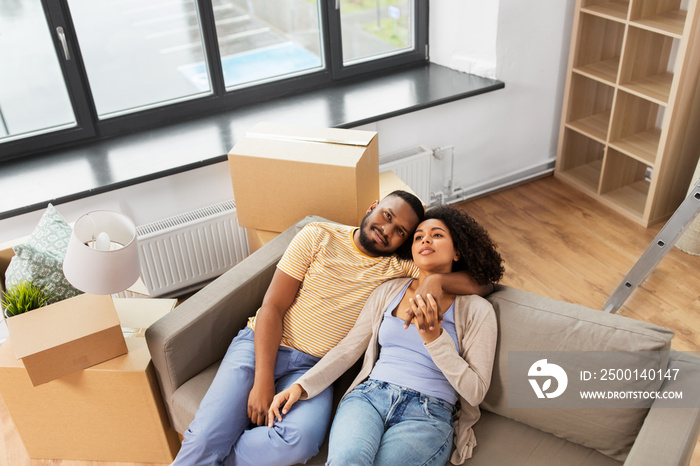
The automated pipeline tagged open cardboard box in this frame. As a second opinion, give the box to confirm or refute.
[4,293,127,386]
[229,122,379,233]
[1,238,127,386]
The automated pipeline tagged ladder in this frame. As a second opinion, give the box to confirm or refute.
[603,177,700,314]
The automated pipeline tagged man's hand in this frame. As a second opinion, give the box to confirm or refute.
[406,294,443,343]
[268,383,304,427]
[249,269,302,426]
[403,293,441,331]
[248,380,275,426]
[403,275,444,332]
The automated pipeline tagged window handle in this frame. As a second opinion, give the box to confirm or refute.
[335,0,339,10]
[56,26,71,60]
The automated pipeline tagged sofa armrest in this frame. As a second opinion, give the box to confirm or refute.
[623,351,700,466]
[145,216,325,420]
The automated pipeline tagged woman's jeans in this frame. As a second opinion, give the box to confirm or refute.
[173,327,334,466]
[327,379,454,466]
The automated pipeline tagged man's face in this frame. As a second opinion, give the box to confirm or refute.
[357,196,421,257]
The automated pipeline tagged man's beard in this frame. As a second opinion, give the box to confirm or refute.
[357,214,394,257]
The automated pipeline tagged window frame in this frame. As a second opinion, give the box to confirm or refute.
[329,0,428,80]
[0,0,428,162]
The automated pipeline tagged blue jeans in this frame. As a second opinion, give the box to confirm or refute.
[327,379,454,466]
[173,327,334,466]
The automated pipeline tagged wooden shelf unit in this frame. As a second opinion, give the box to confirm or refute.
[556,0,700,227]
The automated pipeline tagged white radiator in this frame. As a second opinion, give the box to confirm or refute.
[135,200,249,297]
[379,145,432,202]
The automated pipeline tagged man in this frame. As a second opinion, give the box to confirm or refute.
[173,191,490,465]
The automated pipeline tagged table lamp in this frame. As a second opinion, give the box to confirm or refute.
[63,210,141,295]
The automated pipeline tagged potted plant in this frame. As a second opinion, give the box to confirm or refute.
[1,281,52,318]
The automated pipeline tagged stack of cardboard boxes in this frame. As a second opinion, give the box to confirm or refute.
[0,240,180,463]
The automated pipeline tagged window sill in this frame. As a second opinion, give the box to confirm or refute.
[0,63,503,220]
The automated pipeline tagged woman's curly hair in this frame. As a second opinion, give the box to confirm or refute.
[423,205,504,286]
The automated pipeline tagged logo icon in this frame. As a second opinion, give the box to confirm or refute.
[528,359,568,399]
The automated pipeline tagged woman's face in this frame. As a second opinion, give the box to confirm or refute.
[411,219,457,273]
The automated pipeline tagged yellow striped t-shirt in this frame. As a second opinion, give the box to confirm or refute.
[248,222,419,358]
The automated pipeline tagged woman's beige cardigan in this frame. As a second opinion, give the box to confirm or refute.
[294,278,497,464]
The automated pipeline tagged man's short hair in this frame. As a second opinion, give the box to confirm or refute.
[385,190,425,224]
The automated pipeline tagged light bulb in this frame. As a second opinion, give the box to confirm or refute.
[95,232,111,251]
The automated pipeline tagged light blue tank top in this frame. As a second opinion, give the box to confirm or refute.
[369,281,460,405]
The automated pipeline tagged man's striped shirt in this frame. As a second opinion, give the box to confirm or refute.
[248,222,419,358]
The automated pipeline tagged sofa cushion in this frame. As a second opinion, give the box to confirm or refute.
[466,410,621,466]
[171,362,221,434]
[484,286,674,461]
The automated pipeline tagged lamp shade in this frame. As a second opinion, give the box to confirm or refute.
[63,211,141,295]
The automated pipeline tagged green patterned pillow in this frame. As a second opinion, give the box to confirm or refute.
[5,204,82,303]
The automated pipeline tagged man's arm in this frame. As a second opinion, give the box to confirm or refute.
[429,270,492,297]
[247,268,301,426]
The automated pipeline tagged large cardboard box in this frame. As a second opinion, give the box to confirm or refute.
[229,122,379,233]
[243,170,421,254]
[0,298,180,462]
[5,293,127,386]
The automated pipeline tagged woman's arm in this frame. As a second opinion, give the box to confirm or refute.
[267,282,399,425]
[424,298,498,406]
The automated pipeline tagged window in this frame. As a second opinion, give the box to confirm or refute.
[0,0,427,161]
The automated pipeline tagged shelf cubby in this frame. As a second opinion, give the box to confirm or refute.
[581,0,630,21]
[600,148,651,217]
[619,26,679,104]
[573,13,626,84]
[565,74,614,142]
[608,90,664,165]
[558,129,605,193]
[630,0,688,37]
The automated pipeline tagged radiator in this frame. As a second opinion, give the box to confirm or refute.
[379,145,432,202]
[135,200,249,297]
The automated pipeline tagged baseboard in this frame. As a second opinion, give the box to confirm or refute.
[438,159,556,206]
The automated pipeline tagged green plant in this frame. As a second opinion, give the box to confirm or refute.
[1,281,52,318]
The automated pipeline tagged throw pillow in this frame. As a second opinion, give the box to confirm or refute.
[483,285,674,462]
[4,204,82,303]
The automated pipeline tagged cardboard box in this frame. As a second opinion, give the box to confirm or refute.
[0,298,180,462]
[5,293,127,386]
[229,122,379,233]
[243,170,421,255]
[0,236,23,296]
[246,227,281,254]
[379,170,424,205]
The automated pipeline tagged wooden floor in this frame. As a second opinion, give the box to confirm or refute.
[1,175,698,465]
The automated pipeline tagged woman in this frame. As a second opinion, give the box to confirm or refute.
[268,206,504,465]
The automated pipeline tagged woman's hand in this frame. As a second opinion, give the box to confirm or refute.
[404,293,442,343]
[268,383,305,427]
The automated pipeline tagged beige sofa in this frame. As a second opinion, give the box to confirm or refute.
[146,216,700,465]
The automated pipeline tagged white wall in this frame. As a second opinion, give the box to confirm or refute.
[0,0,575,243]
[379,0,575,203]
